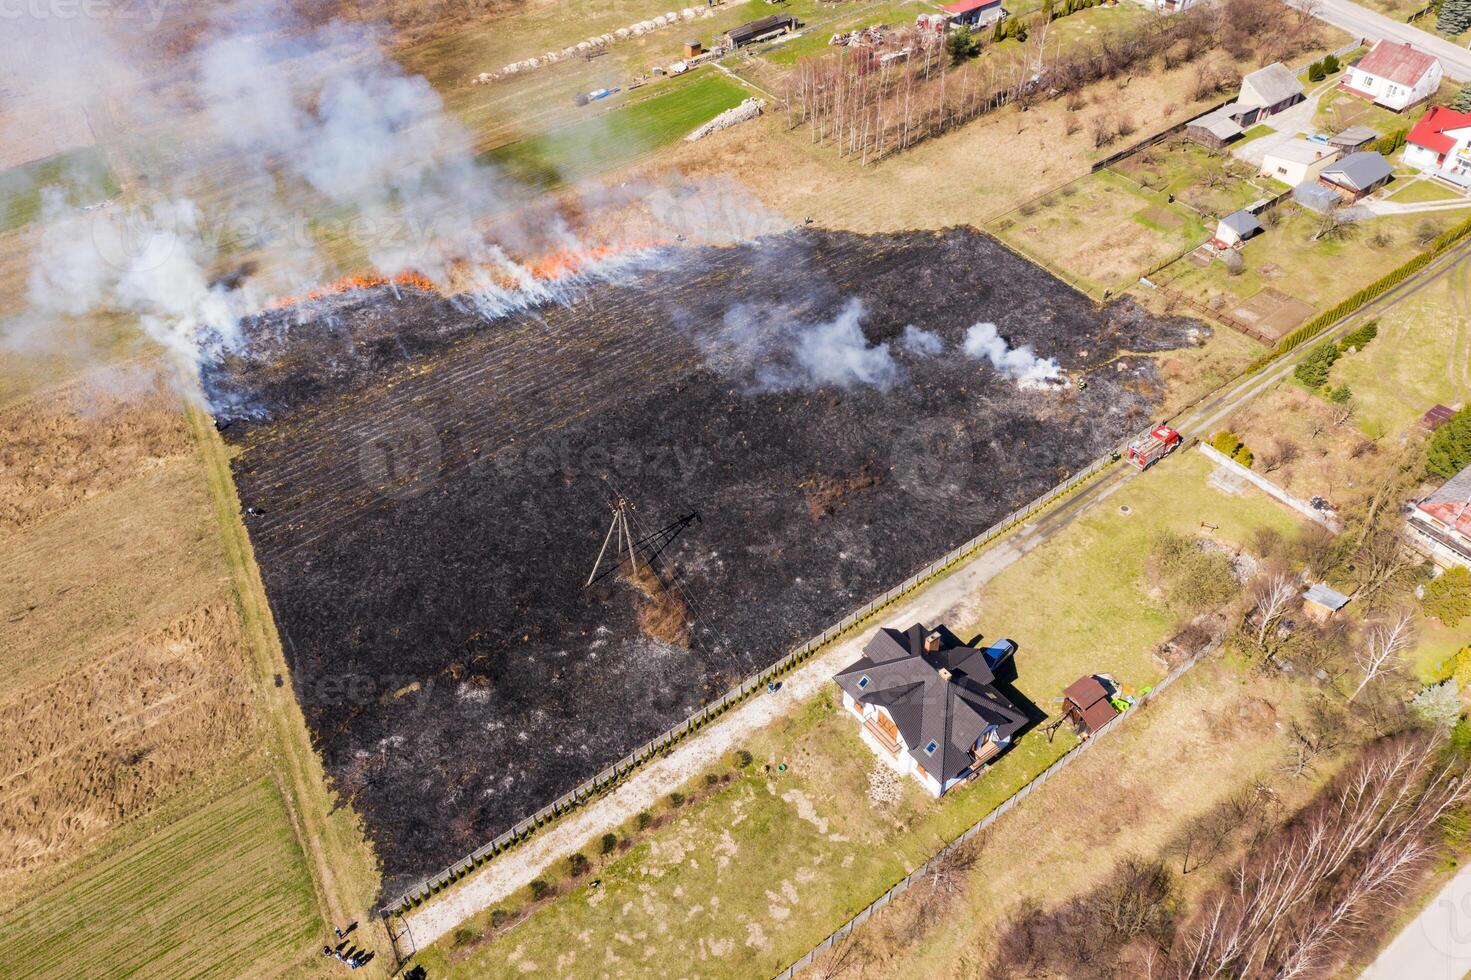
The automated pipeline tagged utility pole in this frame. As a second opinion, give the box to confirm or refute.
[586,497,640,587]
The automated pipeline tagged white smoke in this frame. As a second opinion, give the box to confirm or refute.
[707,298,901,392]
[962,322,1062,384]
[0,1,703,387]
[899,325,944,357]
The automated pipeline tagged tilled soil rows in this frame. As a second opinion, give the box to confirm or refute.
[207,227,1205,898]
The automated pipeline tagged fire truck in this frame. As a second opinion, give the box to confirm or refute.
[1125,425,1182,471]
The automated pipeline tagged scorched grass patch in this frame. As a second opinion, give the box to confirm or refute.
[209,226,1210,898]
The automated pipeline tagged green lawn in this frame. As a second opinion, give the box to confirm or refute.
[0,778,320,979]
[1235,123,1274,148]
[1329,261,1471,437]
[480,72,749,187]
[1158,207,1461,312]
[1387,178,1467,204]
[0,146,119,233]
[414,451,1306,979]
[1112,137,1267,217]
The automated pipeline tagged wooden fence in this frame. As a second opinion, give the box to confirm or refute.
[381,429,1146,917]
[772,638,1214,979]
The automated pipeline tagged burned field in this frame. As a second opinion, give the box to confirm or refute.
[208,227,1205,898]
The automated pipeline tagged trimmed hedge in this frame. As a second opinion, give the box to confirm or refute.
[1245,213,1471,375]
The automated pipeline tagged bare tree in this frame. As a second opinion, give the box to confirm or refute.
[1252,572,1298,651]
[1348,608,1416,702]
[1312,203,1358,242]
[1177,733,1471,979]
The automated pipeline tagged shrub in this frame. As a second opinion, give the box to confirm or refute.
[1293,341,1341,388]
[1149,531,1239,614]
[529,878,552,900]
[1411,681,1462,728]
[1339,320,1378,351]
[567,852,591,877]
[1307,61,1325,82]
[734,749,753,768]
[1328,384,1353,404]
[600,832,619,855]
[1376,128,1407,156]
[490,908,511,929]
[1322,53,1340,73]
[669,791,686,809]
[1210,430,1242,455]
[705,772,720,787]
[636,810,652,830]
[1428,405,1471,477]
[453,927,475,946]
[1424,566,1471,627]
[1232,443,1253,468]
[946,25,979,62]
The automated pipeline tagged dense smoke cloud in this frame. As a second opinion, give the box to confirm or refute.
[962,322,1063,384]
[706,298,902,392]
[0,0,707,386]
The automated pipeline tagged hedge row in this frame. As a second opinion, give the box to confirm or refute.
[1245,212,1471,374]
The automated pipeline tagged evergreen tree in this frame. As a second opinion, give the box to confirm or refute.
[1428,406,1471,478]
[1453,83,1471,112]
[947,25,979,63]
[1439,0,1471,37]
[1322,53,1341,74]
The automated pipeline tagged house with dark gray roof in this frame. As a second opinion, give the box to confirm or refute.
[1318,151,1394,201]
[833,623,1026,797]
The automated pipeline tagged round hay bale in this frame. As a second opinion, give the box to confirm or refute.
[682,7,696,18]
[615,26,631,38]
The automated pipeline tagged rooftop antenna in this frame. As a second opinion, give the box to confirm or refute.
[586,496,640,587]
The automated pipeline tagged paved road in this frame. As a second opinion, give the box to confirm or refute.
[1291,0,1471,81]
[1362,863,1471,980]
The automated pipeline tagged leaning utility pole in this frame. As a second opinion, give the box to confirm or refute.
[586,497,639,587]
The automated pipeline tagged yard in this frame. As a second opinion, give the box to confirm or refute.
[1154,206,1462,336]
[1386,176,1466,204]
[1112,136,1271,217]
[990,169,1210,297]
[1314,82,1453,138]
[411,450,1308,978]
[1328,258,1471,437]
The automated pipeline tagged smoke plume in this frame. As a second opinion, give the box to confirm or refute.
[705,298,902,393]
[962,322,1062,384]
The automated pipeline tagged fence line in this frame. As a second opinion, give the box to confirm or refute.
[772,639,1215,980]
[381,429,1146,916]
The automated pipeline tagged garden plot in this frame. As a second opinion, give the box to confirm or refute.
[991,171,1208,295]
[209,226,1212,900]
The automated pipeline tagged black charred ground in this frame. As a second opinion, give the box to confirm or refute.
[208,227,1206,900]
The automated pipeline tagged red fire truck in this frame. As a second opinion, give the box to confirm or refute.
[1125,425,1182,471]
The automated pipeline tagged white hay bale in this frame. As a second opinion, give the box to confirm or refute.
[616,27,631,38]
[600,33,614,44]
[685,97,766,142]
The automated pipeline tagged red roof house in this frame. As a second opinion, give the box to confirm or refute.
[1405,105,1471,178]
[1407,461,1471,568]
[1343,41,1443,111]
[940,0,1006,26]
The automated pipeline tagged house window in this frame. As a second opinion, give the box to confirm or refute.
[857,675,870,690]
[924,740,939,755]
[1277,166,1288,176]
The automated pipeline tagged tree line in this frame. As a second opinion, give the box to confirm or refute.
[781,0,1323,164]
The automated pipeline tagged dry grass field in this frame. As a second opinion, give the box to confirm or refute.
[0,357,380,974]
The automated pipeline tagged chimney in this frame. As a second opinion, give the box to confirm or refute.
[924,630,942,653]
[937,667,952,682]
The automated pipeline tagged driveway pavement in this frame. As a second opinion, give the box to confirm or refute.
[1230,93,1324,168]
[1291,0,1471,82]
[1362,862,1471,980]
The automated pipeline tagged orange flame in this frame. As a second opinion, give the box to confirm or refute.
[267,240,664,312]
[269,272,439,310]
